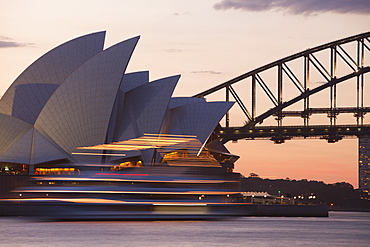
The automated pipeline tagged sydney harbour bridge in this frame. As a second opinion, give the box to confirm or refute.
[194,32,370,190]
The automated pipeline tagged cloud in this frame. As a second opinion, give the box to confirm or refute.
[214,0,370,15]
[191,70,222,74]
[0,36,35,48]
[171,11,191,16]
[0,36,12,40]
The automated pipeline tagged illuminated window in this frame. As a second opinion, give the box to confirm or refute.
[35,167,76,175]
[111,160,142,170]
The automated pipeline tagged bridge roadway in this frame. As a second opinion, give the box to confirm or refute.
[275,107,370,118]
[218,124,370,144]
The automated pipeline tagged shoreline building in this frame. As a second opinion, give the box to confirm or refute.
[0,32,238,175]
[359,136,370,194]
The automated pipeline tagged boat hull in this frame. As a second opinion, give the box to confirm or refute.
[0,199,248,221]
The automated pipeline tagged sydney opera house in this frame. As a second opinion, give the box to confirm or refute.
[0,31,238,175]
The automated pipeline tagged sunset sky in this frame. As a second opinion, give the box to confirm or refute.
[1,0,369,187]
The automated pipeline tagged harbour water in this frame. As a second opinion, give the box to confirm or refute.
[1,211,369,247]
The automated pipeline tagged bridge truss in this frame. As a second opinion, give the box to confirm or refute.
[194,32,370,143]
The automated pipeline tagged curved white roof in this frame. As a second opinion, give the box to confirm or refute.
[117,75,179,141]
[0,33,234,167]
[35,36,139,164]
[0,32,106,121]
[0,113,33,155]
[168,101,234,143]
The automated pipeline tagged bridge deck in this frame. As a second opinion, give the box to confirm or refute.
[219,124,370,143]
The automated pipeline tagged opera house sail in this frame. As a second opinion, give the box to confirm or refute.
[0,31,238,175]
[0,32,248,219]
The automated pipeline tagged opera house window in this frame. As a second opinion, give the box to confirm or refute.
[0,163,28,175]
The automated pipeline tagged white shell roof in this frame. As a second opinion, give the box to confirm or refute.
[0,32,106,121]
[120,71,149,93]
[117,75,179,141]
[0,32,234,166]
[35,36,139,164]
[106,71,151,143]
[0,128,33,164]
[0,113,33,155]
[168,101,234,144]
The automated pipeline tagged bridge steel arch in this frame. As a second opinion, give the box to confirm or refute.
[194,32,370,144]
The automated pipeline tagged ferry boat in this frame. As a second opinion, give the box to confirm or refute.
[3,166,246,220]
[1,134,249,220]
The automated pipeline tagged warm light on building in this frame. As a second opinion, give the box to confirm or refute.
[0,32,236,174]
[35,168,77,175]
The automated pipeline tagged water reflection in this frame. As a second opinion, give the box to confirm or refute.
[1,212,369,247]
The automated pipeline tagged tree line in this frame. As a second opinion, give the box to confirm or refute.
[241,175,370,211]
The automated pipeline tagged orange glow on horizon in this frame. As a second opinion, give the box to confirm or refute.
[228,139,359,187]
